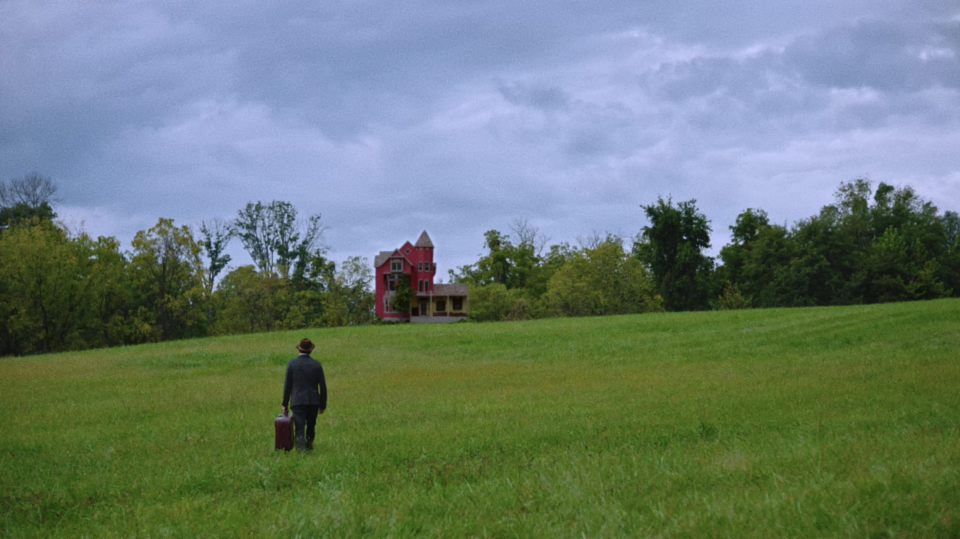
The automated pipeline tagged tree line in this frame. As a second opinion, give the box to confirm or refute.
[450,178,960,320]
[2,174,957,356]
[0,175,374,356]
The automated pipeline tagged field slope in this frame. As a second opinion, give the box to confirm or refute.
[1,299,959,538]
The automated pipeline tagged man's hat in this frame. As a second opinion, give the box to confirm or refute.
[297,338,315,353]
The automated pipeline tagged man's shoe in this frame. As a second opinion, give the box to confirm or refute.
[305,437,314,450]
[295,436,307,452]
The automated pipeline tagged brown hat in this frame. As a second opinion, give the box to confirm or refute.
[296,338,315,353]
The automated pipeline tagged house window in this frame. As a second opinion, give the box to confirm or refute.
[391,260,402,272]
[436,299,446,312]
[384,296,391,312]
[404,248,411,254]
[418,262,422,271]
[452,297,463,311]
[424,281,429,292]
[388,276,397,291]
[418,279,423,292]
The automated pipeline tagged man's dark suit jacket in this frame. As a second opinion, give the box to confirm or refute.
[282,354,327,409]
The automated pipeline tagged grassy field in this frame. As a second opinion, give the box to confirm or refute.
[1,299,959,538]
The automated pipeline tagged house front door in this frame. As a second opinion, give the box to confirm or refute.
[419,300,429,316]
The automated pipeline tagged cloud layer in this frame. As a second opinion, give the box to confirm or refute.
[2,0,958,271]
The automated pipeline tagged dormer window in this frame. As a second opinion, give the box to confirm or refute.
[391,260,402,272]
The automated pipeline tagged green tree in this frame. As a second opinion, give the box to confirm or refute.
[199,219,233,290]
[453,221,551,293]
[84,235,137,347]
[788,208,858,305]
[723,179,957,307]
[466,283,523,322]
[211,266,284,335]
[128,218,206,342]
[737,205,861,308]
[939,211,960,296]
[717,208,770,286]
[714,281,751,310]
[0,174,58,229]
[870,182,945,256]
[736,223,793,307]
[198,218,234,325]
[860,227,950,303]
[309,272,372,328]
[0,221,95,354]
[546,237,662,317]
[330,256,376,326]
[455,230,513,286]
[634,197,714,311]
[233,201,324,279]
[391,273,413,315]
[0,202,57,229]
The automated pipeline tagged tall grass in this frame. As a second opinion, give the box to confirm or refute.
[1,299,959,538]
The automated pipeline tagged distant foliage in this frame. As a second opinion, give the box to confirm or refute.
[128,218,207,342]
[633,197,715,311]
[0,189,375,356]
[453,234,662,321]
[0,222,93,354]
[0,175,957,356]
[545,237,663,317]
[713,282,751,310]
[720,180,954,308]
[233,201,324,279]
[0,173,58,229]
[390,273,413,316]
[453,179,957,324]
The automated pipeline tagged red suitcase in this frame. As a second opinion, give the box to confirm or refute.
[275,411,293,451]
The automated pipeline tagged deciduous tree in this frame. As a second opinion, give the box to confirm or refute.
[128,218,206,341]
[547,237,662,317]
[0,221,94,354]
[0,173,58,229]
[634,197,714,311]
[233,201,324,279]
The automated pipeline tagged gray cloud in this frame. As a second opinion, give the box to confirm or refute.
[2,0,959,271]
[784,19,960,91]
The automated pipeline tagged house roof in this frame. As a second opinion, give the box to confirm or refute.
[433,284,468,296]
[375,231,433,267]
[415,230,434,248]
[373,251,394,268]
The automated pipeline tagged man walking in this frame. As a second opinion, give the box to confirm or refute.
[282,338,327,452]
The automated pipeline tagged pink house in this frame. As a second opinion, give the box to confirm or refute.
[374,231,469,322]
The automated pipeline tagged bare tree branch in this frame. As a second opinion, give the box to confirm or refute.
[576,231,603,250]
[510,217,550,255]
[0,173,58,207]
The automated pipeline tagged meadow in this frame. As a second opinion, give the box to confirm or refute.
[1,299,959,538]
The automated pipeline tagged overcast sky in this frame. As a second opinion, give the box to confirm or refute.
[2,0,959,276]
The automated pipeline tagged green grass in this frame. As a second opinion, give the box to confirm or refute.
[1,299,959,538]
